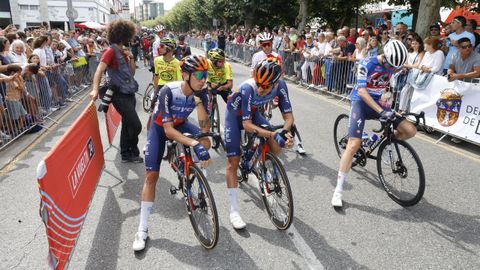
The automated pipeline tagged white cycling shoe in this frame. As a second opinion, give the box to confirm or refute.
[295,143,306,155]
[331,192,343,208]
[132,231,148,251]
[230,211,246,230]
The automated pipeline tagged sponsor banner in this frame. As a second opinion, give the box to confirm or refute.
[37,102,104,270]
[105,104,122,145]
[410,75,480,144]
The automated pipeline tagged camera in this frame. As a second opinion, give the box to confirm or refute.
[98,84,119,113]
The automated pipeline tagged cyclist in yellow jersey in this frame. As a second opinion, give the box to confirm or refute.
[147,38,182,129]
[207,48,233,103]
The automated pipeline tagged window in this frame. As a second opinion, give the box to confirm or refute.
[19,5,29,10]
[88,7,94,11]
[19,5,39,10]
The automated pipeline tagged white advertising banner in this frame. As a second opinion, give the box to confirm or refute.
[410,75,480,144]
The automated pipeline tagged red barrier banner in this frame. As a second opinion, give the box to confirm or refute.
[105,104,122,145]
[37,102,104,270]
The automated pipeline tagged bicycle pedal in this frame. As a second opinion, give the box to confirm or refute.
[169,186,178,195]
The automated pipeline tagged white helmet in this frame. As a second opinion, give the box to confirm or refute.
[258,32,273,43]
[154,25,165,32]
[383,39,408,68]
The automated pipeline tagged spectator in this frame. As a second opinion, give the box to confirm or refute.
[447,37,480,83]
[315,32,327,56]
[395,22,408,45]
[351,37,367,61]
[361,30,370,43]
[465,19,480,49]
[419,37,445,75]
[273,29,283,53]
[347,28,357,44]
[130,33,140,63]
[282,34,295,76]
[90,19,143,163]
[2,65,27,131]
[366,36,381,57]
[428,24,442,39]
[379,28,390,47]
[404,34,424,70]
[301,34,317,83]
[174,35,191,60]
[324,32,335,56]
[333,36,355,60]
[8,40,27,67]
[443,16,476,73]
[289,27,298,44]
[217,30,226,51]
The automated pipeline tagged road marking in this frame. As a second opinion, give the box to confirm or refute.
[287,225,325,270]
[0,93,90,176]
[287,82,480,164]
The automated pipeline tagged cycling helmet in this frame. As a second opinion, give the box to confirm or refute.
[160,38,176,50]
[383,39,408,68]
[154,25,165,32]
[258,32,273,43]
[253,57,282,87]
[207,48,225,61]
[180,55,209,73]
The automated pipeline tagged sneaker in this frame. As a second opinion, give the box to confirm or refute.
[331,192,343,208]
[132,231,148,251]
[295,143,306,155]
[451,137,462,144]
[229,211,246,230]
[122,156,144,163]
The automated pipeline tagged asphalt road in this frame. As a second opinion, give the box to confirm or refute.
[1,49,480,269]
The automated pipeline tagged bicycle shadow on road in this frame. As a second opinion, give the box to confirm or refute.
[139,226,259,269]
[279,152,338,182]
[347,199,480,254]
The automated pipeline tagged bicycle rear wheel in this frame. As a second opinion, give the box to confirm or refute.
[210,102,225,150]
[185,164,219,249]
[143,83,154,112]
[376,139,425,206]
[333,114,350,159]
[259,153,294,230]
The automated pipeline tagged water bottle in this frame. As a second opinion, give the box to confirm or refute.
[243,144,257,170]
[361,132,369,147]
[366,134,378,148]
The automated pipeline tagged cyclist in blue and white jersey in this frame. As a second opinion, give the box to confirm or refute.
[133,55,212,251]
[224,58,296,229]
[331,40,418,208]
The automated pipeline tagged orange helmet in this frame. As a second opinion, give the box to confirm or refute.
[180,55,209,73]
[253,57,282,87]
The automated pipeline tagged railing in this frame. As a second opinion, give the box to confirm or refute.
[0,57,93,150]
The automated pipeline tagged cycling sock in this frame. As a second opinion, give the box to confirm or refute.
[138,201,153,232]
[228,188,239,213]
[335,171,347,193]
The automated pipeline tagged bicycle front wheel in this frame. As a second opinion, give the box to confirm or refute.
[185,164,219,249]
[143,83,154,112]
[259,153,294,230]
[376,139,425,207]
[333,114,350,159]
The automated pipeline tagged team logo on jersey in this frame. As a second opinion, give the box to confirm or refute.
[160,71,173,81]
[367,72,390,89]
[436,89,462,127]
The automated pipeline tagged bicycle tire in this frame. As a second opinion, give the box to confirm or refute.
[376,139,425,207]
[210,102,225,150]
[259,153,294,230]
[333,114,350,159]
[186,164,219,249]
[143,83,154,113]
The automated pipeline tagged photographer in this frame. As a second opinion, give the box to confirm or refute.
[174,35,191,60]
[90,19,143,163]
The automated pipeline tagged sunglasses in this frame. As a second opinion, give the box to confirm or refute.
[193,71,208,80]
[382,32,388,35]
[460,44,472,49]
[261,42,272,47]
[214,60,225,65]
[407,38,413,41]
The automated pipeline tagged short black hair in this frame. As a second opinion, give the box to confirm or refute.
[454,16,467,27]
[458,37,472,45]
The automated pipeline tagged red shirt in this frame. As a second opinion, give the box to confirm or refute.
[100,47,129,70]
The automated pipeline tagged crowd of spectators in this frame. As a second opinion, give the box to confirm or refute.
[0,22,110,145]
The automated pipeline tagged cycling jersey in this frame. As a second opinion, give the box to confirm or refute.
[348,57,404,139]
[350,57,396,102]
[152,81,209,127]
[224,79,292,157]
[207,59,233,85]
[153,56,182,86]
[250,51,283,70]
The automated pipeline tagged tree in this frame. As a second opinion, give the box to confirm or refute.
[416,0,441,38]
[297,0,308,31]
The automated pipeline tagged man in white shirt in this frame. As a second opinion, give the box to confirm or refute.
[443,16,476,73]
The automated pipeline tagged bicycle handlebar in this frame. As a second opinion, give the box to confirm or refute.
[373,111,426,133]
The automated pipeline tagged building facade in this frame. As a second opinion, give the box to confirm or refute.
[133,0,164,21]
[4,0,126,30]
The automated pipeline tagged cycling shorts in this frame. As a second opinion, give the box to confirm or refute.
[348,99,404,139]
[224,108,270,157]
[145,120,201,171]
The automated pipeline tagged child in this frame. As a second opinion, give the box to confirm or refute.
[1,64,27,132]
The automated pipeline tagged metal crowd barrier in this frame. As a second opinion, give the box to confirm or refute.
[0,58,92,150]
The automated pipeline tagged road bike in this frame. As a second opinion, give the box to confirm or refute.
[333,111,426,206]
[207,84,226,150]
[238,124,294,230]
[163,132,223,249]
[142,82,155,112]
